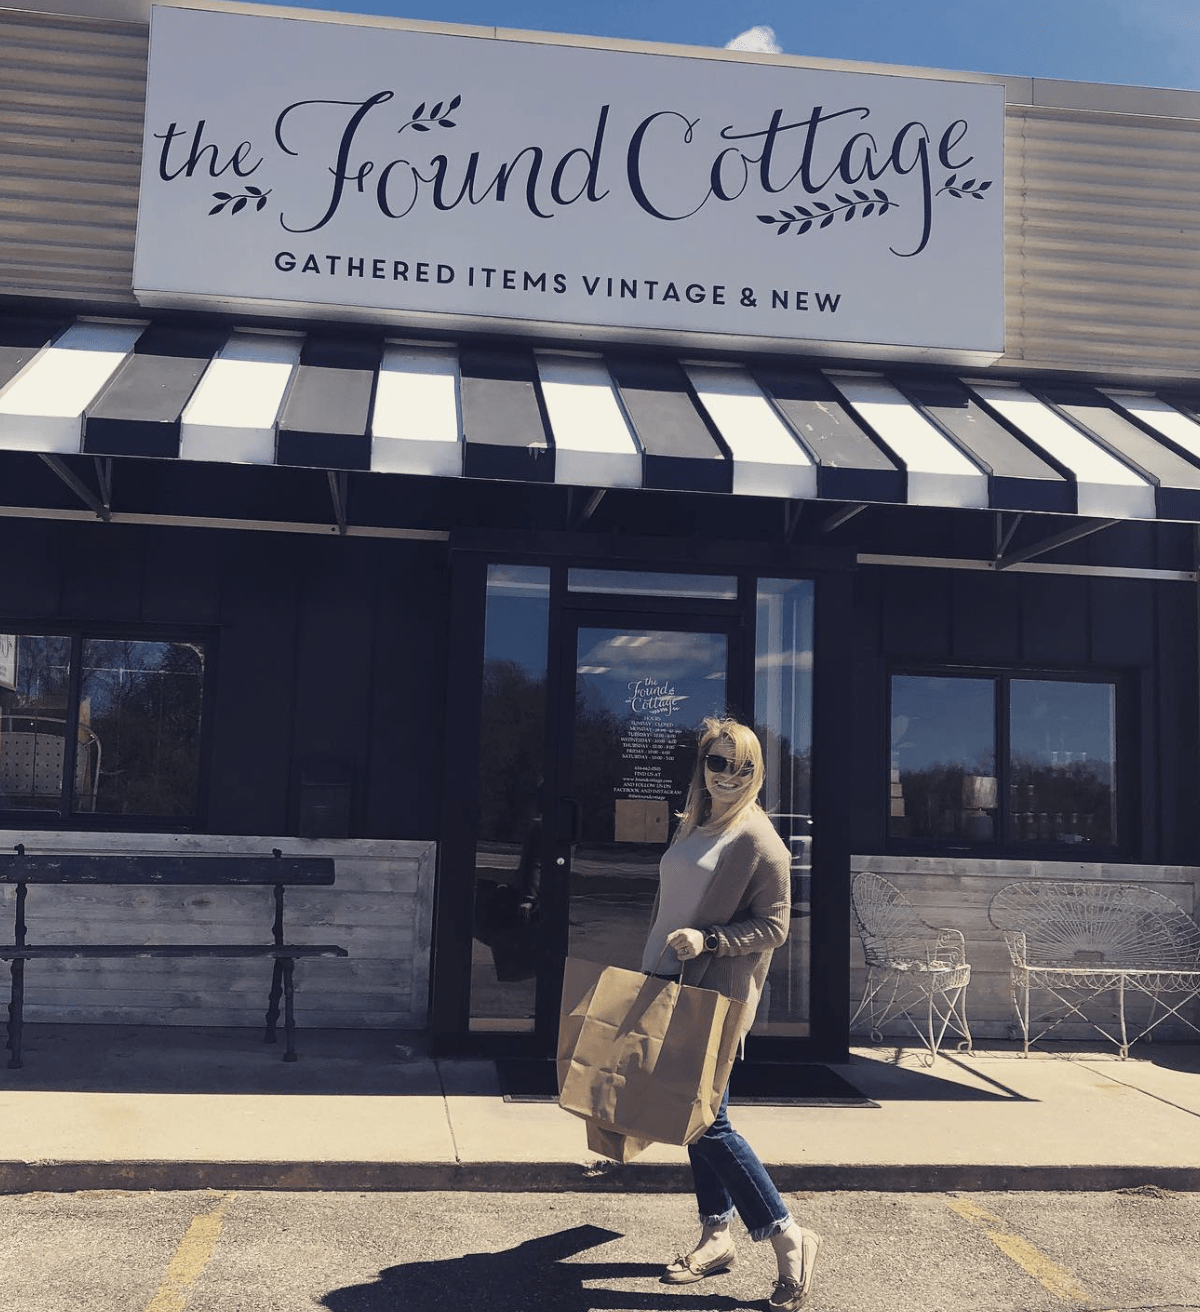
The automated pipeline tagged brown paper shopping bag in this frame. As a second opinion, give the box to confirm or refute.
[557,957,744,1156]
[584,1118,654,1163]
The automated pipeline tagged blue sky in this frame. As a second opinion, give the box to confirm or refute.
[260,0,1200,90]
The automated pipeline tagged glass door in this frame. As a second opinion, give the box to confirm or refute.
[559,619,738,977]
[439,560,822,1059]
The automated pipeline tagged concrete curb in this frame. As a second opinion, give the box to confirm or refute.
[3,1161,1199,1194]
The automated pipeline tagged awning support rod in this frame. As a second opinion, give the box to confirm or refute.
[784,500,804,543]
[94,457,112,513]
[993,511,1024,560]
[326,470,348,536]
[573,489,606,527]
[994,518,1121,570]
[38,455,110,522]
[819,503,867,534]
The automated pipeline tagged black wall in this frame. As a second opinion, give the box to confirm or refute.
[0,517,449,838]
[850,563,1200,864]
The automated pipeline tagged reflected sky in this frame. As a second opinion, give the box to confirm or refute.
[892,675,995,775]
[577,629,727,720]
[1011,680,1114,766]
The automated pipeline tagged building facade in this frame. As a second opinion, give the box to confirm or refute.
[2,0,1199,1064]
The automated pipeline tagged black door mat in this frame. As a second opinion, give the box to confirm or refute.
[496,1058,876,1107]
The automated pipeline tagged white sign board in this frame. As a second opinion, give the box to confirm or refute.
[134,7,1005,356]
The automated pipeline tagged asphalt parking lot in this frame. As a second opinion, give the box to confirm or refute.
[2,1187,1198,1312]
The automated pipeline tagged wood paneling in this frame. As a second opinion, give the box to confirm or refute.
[209,531,302,835]
[364,541,449,839]
[951,570,1020,663]
[1018,574,1090,664]
[58,520,144,621]
[880,568,951,658]
[287,537,378,835]
[1089,577,1155,666]
[0,516,62,616]
[1156,587,1200,864]
[1,831,435,1029]
[851,855,1200,1041]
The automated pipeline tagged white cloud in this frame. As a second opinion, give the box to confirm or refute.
[725,25,783,54]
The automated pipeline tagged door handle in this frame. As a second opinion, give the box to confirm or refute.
[556,796,583,844]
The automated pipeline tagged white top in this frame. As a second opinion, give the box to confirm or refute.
[641,825,739,974]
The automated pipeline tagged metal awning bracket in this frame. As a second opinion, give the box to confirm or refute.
[784,500,804,543]
[994,518,1121,570]
[326,470,348,536]
[571,488,606,528]
[93,457,113,512]
[818,503,868,534]
[993,511,1024,561]
[38,454,110,522]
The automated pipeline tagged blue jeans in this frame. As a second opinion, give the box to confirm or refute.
[689,1083,793,1241]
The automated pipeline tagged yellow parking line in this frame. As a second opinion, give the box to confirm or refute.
[143,1193,234,1312]
[945,1197,1101,1305]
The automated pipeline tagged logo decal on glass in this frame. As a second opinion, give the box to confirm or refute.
[626,677,686,720]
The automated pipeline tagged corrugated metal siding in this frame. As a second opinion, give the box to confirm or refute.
[1002,104,1200,379]
[0,9,145,303]
[5,8,1200,380]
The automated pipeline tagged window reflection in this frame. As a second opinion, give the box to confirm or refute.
[78,639,205,816]
[755,579,815,1037]
[0,635,73,811]
[890,676,996,842]
[889,672,1119,849]
[1010,680,1115,846]
[568,627,728,973]
[469,565,550,1032]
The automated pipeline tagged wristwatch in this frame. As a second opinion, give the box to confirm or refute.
[703,928,720,954]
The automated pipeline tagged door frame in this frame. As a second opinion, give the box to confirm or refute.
[429,544,853,1063]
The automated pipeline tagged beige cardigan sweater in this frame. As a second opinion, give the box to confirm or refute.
[646,807,792,1040]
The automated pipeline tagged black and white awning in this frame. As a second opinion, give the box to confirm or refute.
[4,315,1200,523]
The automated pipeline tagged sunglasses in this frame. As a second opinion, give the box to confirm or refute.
[704,753,754,777]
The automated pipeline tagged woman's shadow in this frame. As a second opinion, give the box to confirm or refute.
[321,1224,755,1311]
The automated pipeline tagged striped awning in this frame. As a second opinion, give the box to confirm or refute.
[4,315,1200,523]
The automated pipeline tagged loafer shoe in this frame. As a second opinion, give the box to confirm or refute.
[768,1229,822,1310]
[660,1245,737,1284]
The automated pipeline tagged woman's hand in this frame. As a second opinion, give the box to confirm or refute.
[666,928,705,962]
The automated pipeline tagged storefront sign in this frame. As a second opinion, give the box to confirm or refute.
[134,6,1005,355]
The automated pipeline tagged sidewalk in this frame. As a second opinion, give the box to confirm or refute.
[2,1024,1199,1194]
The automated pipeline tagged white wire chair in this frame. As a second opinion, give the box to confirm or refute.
[850,872,973,1063]
[989,880,1200,1058]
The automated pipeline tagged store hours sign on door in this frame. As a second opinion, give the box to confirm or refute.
[134,6,1005,357]
[614,676,690,844]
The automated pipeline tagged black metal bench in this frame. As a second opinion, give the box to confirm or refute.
[0,845,348,1068]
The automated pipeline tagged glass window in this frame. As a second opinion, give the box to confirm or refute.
[77,640,206,816]
[890,676,996,842]
[1010,679,1116,847]
[0,632,208,822]
[567,569,737,599]
[0,635,73,811]
[754,579,815,1037]
[889,671,1120,850]
[469,565,551,1033]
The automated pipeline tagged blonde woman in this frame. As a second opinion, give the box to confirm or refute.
[643,715,822,1312]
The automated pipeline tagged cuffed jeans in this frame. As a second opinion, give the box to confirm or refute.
[689,1083,793,1241]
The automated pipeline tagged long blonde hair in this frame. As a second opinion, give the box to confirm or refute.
[673,716,766,843]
